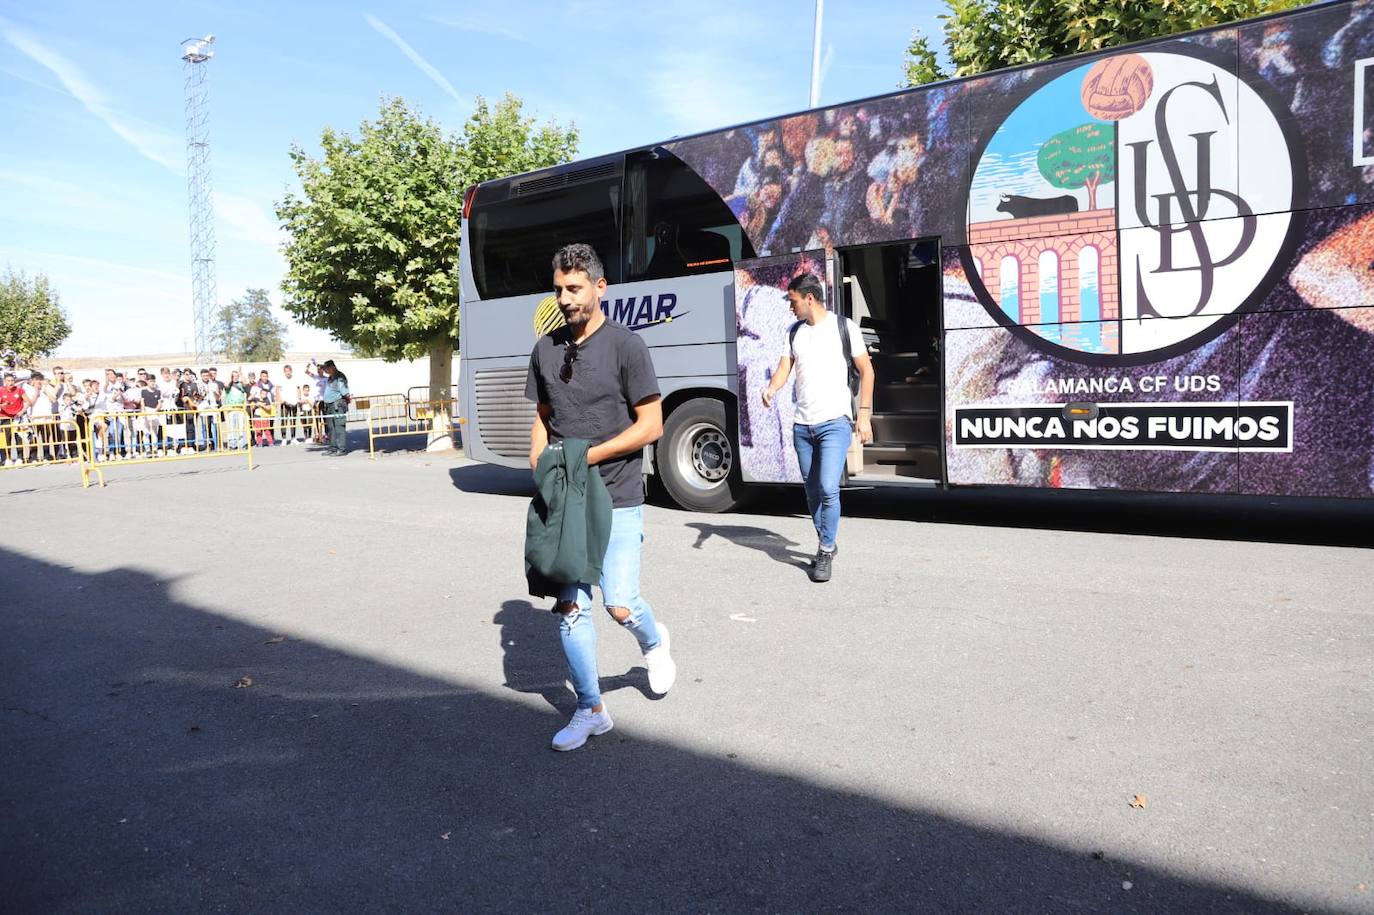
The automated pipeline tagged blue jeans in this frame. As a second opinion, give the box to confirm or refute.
[793,416,852,551]
[557,505,662,710]
[106,417,127,455]
[225,410,248,449]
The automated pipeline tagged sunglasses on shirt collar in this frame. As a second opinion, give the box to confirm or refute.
[559,342,579,383]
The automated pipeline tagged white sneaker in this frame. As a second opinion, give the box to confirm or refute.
[643,623,677,695]
[551,706,613,752]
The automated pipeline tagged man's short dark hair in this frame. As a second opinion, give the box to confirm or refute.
[551,243,605,284]
[787,272,825,302]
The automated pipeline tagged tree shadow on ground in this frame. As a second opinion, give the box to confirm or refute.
[0,548,1336,913]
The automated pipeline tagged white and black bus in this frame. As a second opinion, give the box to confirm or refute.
[460,0,1374,511]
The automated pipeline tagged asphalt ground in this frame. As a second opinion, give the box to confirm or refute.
[2,432,1371,913]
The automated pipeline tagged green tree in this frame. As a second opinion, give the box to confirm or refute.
[215,288,288,362]
[0,268,71,364]
[276,94,577,449]
[903,0,1310,86]
[1038,121,1114,209]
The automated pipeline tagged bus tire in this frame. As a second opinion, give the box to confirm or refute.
[657,397,744,513]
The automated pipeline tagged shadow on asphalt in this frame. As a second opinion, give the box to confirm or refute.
[742,485,1374,549]
[495,599,656,714]
[450,462,1374,549]
[449,462,535,498]
[0,549,1325,912]
[684,522,813,571]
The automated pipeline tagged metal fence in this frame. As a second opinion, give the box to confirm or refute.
[367,399,459,459]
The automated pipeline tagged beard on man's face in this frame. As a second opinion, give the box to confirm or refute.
[562,300,595,326]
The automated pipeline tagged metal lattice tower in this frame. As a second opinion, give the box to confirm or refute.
[181,35,218,362]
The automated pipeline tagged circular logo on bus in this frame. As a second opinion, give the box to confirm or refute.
[532,295,565,338]
[963,47,1301,364]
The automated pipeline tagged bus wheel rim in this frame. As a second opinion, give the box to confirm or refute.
[676,421,731,489]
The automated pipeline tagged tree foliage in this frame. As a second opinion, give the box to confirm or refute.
[215,288,288,362]
[275,94,578,362]
[1038,122,1115,208]
[0,268,71,364]
[903,0,1311,87]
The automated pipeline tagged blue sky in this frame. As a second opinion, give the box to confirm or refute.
[0,0,945,357]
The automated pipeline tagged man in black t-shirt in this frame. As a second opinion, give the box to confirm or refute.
[526,243,678,751]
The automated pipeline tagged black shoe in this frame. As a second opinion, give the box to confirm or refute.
[808,544,838,566]
[809,548,834,583]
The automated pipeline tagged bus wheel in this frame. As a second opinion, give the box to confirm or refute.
[658,398,744,513]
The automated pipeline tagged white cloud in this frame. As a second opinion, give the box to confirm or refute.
[0,21,182,172]
[0,248,193,356]
[214,191,284,252]
[427,13,525,42]
[363,13,465,106]
[648,48,794,137]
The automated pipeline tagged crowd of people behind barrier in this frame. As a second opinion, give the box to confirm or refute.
[0,355,353,465]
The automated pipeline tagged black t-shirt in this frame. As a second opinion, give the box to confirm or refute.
[139,388,159,409]
[526,320,660,509]
[177,380,199,409]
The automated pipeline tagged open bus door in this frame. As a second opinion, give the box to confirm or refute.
[833,239,944,483]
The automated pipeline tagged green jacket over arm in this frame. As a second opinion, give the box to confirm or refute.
[525,438,613,598]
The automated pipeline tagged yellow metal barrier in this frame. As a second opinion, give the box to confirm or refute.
[0,415,98,486]
[293,392,403,445]
[367,399,459,458]
[82,406,254,485]
[351,392,405,412]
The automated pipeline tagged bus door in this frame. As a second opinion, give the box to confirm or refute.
[835,240,944,482]
[731,250,832,484]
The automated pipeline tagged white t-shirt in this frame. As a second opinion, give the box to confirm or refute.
[788,312,864,427]
[277,380,299,405]
[157,378,179,408]
[27,382,54,417]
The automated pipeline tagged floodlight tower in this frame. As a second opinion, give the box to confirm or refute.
[181,34,218,362]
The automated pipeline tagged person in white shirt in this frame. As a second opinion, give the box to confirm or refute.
[103,374,130,460]
[760,272,875,582]
[156,367,179,407]
[23,371,58,462]
[276,364,301,443]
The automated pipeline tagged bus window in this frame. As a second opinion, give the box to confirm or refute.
[624,148,756,282]
[470,174,623,299]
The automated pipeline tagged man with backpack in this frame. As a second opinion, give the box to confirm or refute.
[760,272,875,583]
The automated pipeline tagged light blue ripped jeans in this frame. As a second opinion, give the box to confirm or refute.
[557,505,662,710]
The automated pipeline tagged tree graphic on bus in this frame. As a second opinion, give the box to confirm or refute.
[1037,121,1115,210]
